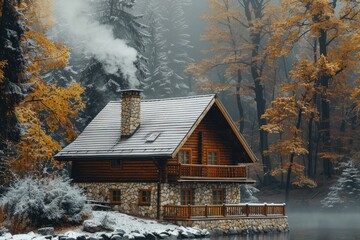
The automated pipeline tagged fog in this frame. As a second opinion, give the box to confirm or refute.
[210,210,360,240]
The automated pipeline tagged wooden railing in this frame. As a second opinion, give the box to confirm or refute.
[163,203,286,220]
[167,164,247,181]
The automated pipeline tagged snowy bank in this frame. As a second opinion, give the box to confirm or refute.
[0,211,210,240]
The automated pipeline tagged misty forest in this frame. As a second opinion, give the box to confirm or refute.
[1,0,360,238]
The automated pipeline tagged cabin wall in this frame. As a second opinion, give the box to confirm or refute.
[76,182,241,219]
[72,160,158,182]
[77,182,158,218]
[170,112,236,165]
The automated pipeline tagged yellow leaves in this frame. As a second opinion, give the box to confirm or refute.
[292,175,317,188]
[24,30,70,73]
[351,87,360,113]
[0,60,6,85]
[262,96,298,133]
[11,106,63,176]
[20,0,55,32]
[5,0,85,177]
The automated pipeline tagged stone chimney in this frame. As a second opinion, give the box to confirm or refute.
[120,89,143,137]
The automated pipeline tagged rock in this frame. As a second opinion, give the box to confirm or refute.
[114,229,126,236]
[133,233,146,240]
[77,236,87,240]
[99,233,112,240]
[89,237,100,240]
[227,229,238,236]
[111,235,123,240]
[0,226,9,236]
[83,220,103,233]
[123,234,130,240]
[211,228,223,237]
[38,227,55,236]
[200,229,211,238]
[144,232,157,240]
[159,233,169,239]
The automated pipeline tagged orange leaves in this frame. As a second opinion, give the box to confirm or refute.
[11,106,62,175]
[24,30,69,73]
[6,0,84,176]
[24,81,84,142]
[0,60,6,85]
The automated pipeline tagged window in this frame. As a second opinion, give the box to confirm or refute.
[110,190,121,204]
[181,189,194,205]
[111,160,122,168]
[178,149,191,164]
[207,150,219,165]
[212,189,225,205]
[139,190,151,206]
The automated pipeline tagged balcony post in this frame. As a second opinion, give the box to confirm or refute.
[223,204,226,217]
[246,204,249,217]
[187,204,191,219]
[205,204,208,218]
[283,203,286,216]
[264,203,267,216]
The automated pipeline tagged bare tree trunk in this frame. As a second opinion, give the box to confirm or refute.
[318,30,332,178]
[236,70,245,133]
[285,109,303,204]
[244,0,272,185]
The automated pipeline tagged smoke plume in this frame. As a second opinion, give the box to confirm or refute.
[52,0,139,87]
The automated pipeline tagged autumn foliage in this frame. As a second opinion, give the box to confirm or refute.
[0,0,84,180]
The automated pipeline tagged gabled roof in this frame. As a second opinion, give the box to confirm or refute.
[55,94,257,162]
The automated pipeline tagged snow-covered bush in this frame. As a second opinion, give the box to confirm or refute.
[0,176,89,227]
[240,185,260,202]
[321,160,360,209]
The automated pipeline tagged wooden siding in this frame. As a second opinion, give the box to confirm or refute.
[72,160,159,182]
[170,105,242,165]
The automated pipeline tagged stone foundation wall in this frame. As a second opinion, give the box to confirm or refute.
[176,217,289,235]
[76,182,241,218]
[160,182,241,206]
[77,182,158,218]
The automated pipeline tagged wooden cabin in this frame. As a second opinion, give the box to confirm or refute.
[55,90,260,219]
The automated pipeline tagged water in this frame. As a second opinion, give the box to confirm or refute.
[210,210,360,240]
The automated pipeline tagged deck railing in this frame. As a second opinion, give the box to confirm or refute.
[163,203,286,220]
[167,164,247,180]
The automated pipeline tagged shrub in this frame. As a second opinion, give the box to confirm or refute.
[0,176,89,228]
[240,185,260,203]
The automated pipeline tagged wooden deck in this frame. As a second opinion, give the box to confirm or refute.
[167,164,248,181]
[163,203,286,220]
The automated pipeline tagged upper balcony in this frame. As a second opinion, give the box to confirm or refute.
[167,163,254,182]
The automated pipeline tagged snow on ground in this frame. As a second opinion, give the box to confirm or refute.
[90,211,178,234]
[0,211,209,240]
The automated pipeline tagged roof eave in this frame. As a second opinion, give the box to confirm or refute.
[54,153,172,161]
[214,98,258,163]
[170,95,216,158]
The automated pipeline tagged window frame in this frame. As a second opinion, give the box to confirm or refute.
[207,149,219,165]
[110,189,121,205]
[178,148,192,164]
[212,188,225,205]
[180,188,194,205]
[139,189,152,206]
[111,159,122,168]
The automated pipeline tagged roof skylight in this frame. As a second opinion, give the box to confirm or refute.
[146,132,160,142]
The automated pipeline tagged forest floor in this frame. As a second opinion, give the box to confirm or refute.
[256,176,338,208]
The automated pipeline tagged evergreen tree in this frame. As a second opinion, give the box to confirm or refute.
[141,1,172,98]
[158,0,194,96]
[321,160,360,209]
[0,0,27,148]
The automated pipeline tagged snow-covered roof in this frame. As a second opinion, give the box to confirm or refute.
[55,94,257,162]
